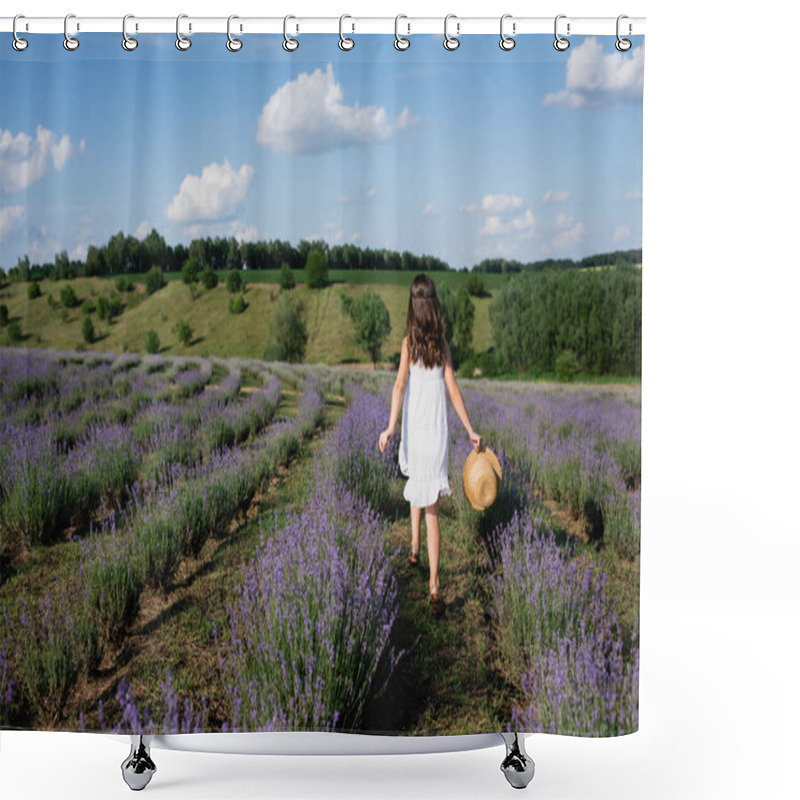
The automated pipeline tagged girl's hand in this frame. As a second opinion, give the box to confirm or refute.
[469,430,482,451]
[379,428,394,453]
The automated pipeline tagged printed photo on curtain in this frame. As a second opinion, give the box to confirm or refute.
[0,26,643,749]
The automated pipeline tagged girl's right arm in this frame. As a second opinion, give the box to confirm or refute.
[379,336,410,452]
[443,345,481,451]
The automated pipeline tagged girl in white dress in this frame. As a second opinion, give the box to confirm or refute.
[379,274,481,616]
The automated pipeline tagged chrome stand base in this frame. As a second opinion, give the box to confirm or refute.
[500,732,535,789]
[121,735,157,791]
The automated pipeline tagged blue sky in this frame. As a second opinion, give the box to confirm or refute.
[0,32,643,271]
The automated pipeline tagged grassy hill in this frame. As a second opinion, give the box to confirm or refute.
[0,273,496,364]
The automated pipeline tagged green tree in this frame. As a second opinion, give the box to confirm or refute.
[182,257,200,285]
[177,319,193,347]
[264,295,307,363]
[96,295,109,321]
[0,304,8,327]
[201,264,219,290]
[304,249,328,289]
[7,320,22,343]
[82,315,95,344]
[279,262,295,291]
[437,283,457,351]
[229,294,247,314]
[341,291,392,368]
[465,274,488,297]
[81,298,95,315]
[454,285,475,359]
[145,266,165,295]
[145,330,160,354]
[226,268,244,294]
[60,284,78,308]
[28,281,42,299]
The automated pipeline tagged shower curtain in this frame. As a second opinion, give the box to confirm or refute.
[0,25,643,739]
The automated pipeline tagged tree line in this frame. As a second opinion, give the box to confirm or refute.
[472,248,642,274]
[490,264,641,377]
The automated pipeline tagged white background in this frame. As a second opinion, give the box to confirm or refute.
[2,1,799,798]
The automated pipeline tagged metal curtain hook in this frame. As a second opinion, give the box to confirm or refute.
[283,15,299,51]
[339,14,354,50]
[64,13,79,50]
[176,13,191,50]
[227,14,243,51]
[616,14,632,51]
[444,13,460,51]
[500,13,515,50]
[554,14,570,51]
[394,14,410,50]
[122,14,138,51]
[12,14,29,51]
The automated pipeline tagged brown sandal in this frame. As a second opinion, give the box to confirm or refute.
[409,550,419,567]
[430,592,444,616]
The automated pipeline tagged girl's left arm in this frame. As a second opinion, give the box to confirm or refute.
[379,337,410,452]
[443,349,481,450]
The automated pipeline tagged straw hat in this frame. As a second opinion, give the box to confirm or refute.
[462,444,502,511]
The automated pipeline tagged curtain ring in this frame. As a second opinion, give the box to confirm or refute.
[63,13,79,51]
[122,14,138,51]
[176,13,191,50]
[283,15,299,51]
[554,14,570,51]
[12,14,28,51]
[339,14,355,50]
[616,14,632,51]
[227,15,243,51]
[499,14,515,51]
[394,14,410,51]
[443,14,460,51]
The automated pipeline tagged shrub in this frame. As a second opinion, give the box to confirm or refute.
[201,265,218,290]
[96,295,109,320]
[145,266,165,295]
[305,250,328,289]
[226,268,244,294]
[264,295,308,363]
[177,319,193,346]
[114,275,132,293]
[279,262,295,291]
[60,284,78,307]
[341,291,391,367]
[28,281,42,299]
[81,315,95,344]
[0,304,9,327]
[81,298,95,314]
[145,330,160,354]
[229,294,246,314]
[466,274,488,297]
[181,257,200,285]
[555,349,580,382]
[6,320,23,343]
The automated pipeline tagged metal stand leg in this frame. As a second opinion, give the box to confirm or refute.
[500,732,535,789]
[121,735,157,791]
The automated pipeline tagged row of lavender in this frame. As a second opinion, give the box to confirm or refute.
[0,348,284,558]
[0,348,331,729]
[69,384,400,734]
[445,380,640,736]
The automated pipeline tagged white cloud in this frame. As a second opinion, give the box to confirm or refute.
[0,124,85,194]
[0,204,24,237]
[550,220,586,252]
[165,158,254,223]
[350,231,362,242]
[134,220,151,239]
[182,220,260,243]
[542,189,570,204]
[336,186,376,205]
[70,243,88,261]
[482,194,523,214]
[26,235,63,265]
[613,226,631,243]
[422,203,440,217]
[459,202,479,213]
[543,37,644,109]
[479,208,535,237]
[256,63,415,154]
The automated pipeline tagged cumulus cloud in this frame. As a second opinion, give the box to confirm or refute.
[482,194,523,214]
[182,220,260,243]
[0,124,85,194]
[543,37,644,109]
[134,220,151,239]
[0,204,24,238]
[458,202,480,213]
[542,189,570,204]
[70,243,88,261]
[613,226,631,243]
[422,203,440,217]
[165,158,254,223]
[480,209,535,237]
[256,64,417,154]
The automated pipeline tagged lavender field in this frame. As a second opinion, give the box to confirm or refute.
[0,346,639,737]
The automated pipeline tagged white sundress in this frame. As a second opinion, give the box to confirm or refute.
[398,358,451,508]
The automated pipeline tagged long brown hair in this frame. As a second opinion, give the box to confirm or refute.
[407,274,448,368]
